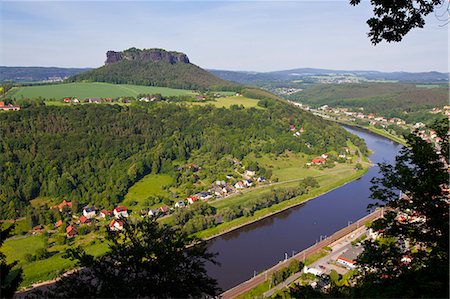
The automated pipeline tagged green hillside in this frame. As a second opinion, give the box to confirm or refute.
[0,102,367,219]
[6,82,195,99]
[67,48,239,91]
[290,83,449,123]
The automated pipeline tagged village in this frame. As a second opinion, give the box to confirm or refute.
[288,100,448,146]
[30,167,272,240]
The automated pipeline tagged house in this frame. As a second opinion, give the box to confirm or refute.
[159,205,169,213]
[234,181,245,189]
[66,225,77,238]
[175,201,186,208]
[63,98,71,103]
[83,206,96,219]
[226,174,234,179]
[73,98,79,103]
[109,220,123,231]
[55,220,63,228]
[244,179,253,187]
[89,98,101,103]
[148,209,159,217]
[100,209,112,218]
[51,200,73,212]
[289,124,296,131]
[257,176,266,182]
[0,102,20,111]
[215,180,226,186]
[79,215,88,224]
[299,127,305,133]
[209,186,223,197]
[311,157,326,165]
[198,192,213,201]
[293,131,301,137]
[222,186,233,194]
[321,153,329,159]
[187,196,198,205]
[113,206,128,218]
[303,266,322,276]
[336,246,364,269]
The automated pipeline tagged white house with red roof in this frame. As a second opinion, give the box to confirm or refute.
[113,206,128,219]
[187,196,198,205]
[159,205,169,213]
[109,219,123,231]
[336,247,364,269]
[234,181,245,189]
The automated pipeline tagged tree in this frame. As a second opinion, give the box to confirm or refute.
[350,0,445,44]
[353,118,449,297]
[0,224,23,299]
[49,217,220,298]
[274,119,449,298]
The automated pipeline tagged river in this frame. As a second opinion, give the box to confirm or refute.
[205,125,403,291]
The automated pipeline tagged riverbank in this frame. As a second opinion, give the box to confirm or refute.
[328,119,407,146]
[220,209,384,299]
[197,166,369,241]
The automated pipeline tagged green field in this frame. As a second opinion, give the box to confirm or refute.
[122,173,173,212]
[6,82,195,99]
[191,96,260,108]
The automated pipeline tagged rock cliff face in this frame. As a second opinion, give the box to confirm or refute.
[105,48,190,65]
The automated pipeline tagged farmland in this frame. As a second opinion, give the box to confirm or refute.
[6,82,195,99]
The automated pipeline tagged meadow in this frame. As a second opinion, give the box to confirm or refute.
[190,96,260,108]
[122,174,173,212]
[6,82,195,99]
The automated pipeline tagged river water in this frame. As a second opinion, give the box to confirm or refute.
[205,125,403,291]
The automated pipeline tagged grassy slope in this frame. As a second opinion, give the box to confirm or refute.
[122,173,173,212]
[6,82,195,99]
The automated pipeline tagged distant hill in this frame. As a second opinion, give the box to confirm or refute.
[68,48,239,91]
[290,83,449,125]
[210,68,449,84]
[0,66,91,83]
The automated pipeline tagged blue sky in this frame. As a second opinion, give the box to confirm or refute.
[0,1,448,72]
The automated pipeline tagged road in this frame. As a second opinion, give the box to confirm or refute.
[263,226,367,297]
[219,209,383,299]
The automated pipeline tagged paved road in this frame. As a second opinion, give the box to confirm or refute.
[263,226,367,297]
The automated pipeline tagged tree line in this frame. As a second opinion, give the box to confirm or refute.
[0,101,366,219]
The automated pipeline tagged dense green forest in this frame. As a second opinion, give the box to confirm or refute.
[290,83,448,123]
[0,101,366,219]
[67,60,239,91]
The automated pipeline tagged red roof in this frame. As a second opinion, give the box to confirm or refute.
[312,157,326,164]
[109,219,123,228]
[66,225,77,236]
[114,206,127,213]
[57,200,73,210]
[79,215,88,223]
[55,220,63,228]
[338,256,356,264]
[101,209,112,215]
[160,205,169,213]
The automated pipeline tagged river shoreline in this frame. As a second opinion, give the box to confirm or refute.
[200,167,369,242]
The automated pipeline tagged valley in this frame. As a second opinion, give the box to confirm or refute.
[1,47,447,297]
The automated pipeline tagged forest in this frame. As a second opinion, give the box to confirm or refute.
[0,101,367,219]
